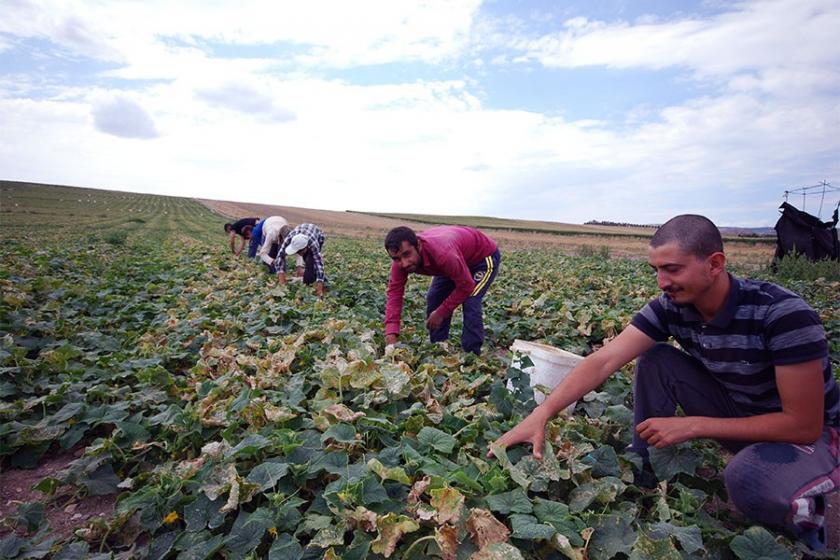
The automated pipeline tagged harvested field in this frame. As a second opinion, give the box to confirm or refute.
[198,199,776,266]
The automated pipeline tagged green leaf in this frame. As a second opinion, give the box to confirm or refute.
[604,404,634,426]
[79,462,121,496]
[488,443,530,489]
[53,542,91,560]
[648,444,698,481]
[449,469,484,494]
[362,476,389,505]
[14,502,45,532]
[226,434,271,458]
[486,488,533,514]
[568,477,626,513]
[582,445,621,478]
[224,510,271,557]
[515,443,563,492]
[648,522,703,555]
[367,458,411,485]
[184,494,226,533]
[321,423,357,444]
[588,514,637,560]
[308,450,349,475]
[246,461,289,492]
[176,532,225,560]
[146,531,180,560]
[629,533,681,560]
[729,526,793,560]
[310,521,348,548]
[268,533,303,560]
[417,426,456,454]
[33,477,61,496]
[532,498,584,547]
[229,388,252,414]
[509,514,556,540]
[51,402,84,423]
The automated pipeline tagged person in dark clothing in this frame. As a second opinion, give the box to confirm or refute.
[490,214,839,551]
[224,217,259,255]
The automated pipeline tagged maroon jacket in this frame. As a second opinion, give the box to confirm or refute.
[385,226,497,337]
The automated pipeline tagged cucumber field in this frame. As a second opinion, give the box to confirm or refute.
[1,181,838,559]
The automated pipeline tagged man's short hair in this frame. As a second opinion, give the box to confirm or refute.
[223,223,233,233]
[651,214,723,258]
[384,226,418,252]
[278,224,292,241]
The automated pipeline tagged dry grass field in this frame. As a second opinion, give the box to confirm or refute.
[198,199,776,267]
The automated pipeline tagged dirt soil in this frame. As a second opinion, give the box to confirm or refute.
[0,448,116,541]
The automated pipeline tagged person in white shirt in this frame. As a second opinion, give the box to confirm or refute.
[257,216,303,273]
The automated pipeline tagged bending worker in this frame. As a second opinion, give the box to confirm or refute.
[383,225,500,355]
[224,217,259,255]
[490,214,839,551]
[274,223,326,296]
[254,216,297,273]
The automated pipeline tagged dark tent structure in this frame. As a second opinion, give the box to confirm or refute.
[774,201,840,262]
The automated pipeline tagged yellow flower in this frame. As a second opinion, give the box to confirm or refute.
[163,511,179,524]
[268,527,278,537]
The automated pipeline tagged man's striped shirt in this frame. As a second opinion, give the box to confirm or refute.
[631,274,839,426]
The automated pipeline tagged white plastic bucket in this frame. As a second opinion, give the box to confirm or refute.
[509,339,584,413]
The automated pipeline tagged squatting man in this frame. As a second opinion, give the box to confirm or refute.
[490,214,839,550]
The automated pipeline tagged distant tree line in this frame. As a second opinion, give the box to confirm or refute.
[585,220,659,228]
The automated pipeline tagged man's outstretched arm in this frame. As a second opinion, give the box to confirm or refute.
[489,325,655,459]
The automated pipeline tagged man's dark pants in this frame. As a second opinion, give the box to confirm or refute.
[302,238,325,285]
[633,343,840,549]
[425,249,500,355]
[264,243,279,273]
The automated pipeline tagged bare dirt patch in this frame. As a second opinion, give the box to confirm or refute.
[0,449,116,541]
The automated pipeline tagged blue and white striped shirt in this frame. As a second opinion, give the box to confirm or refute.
[631,274,839,426]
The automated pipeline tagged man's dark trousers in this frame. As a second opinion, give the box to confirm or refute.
[302,238,325,285]
[425,249,500,355]
[632,343,840,550]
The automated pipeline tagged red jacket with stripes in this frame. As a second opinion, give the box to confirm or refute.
[385,226,497,337]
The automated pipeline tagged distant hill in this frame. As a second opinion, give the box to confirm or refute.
[719,227,776,237]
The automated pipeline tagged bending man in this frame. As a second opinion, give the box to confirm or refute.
[254,216,296,273]
[274,223,326,296]
[224,217,259,255]
[490,214,838,550]
[384,226,500,355]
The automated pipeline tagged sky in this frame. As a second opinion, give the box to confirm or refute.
[1,0,839,227]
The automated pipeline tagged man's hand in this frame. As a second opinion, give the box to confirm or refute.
[487,408,551,460]
[315,281,324,297]
[277,272,287,285]
[384,334,398,346]
[636,417,697,449]
[425,309,445,331]
[295,266,304,278]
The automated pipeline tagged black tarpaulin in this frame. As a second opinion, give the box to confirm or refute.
[773,202,840,262]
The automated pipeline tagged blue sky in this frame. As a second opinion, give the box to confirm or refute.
[1,0,838,226]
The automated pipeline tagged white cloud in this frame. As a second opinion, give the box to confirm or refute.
[505,0,840,77]
[0,0,482,76]
[0,0,837,226]
[91,96,159,139]
[194,82,296,122]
